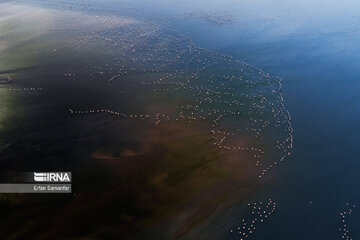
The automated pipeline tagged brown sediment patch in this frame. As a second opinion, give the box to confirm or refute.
[86,120,260,238]
[150,125,260,239]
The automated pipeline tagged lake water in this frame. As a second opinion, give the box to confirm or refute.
[0,0,360,239]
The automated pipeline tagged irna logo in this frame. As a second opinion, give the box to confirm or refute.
[34,172,71,182]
